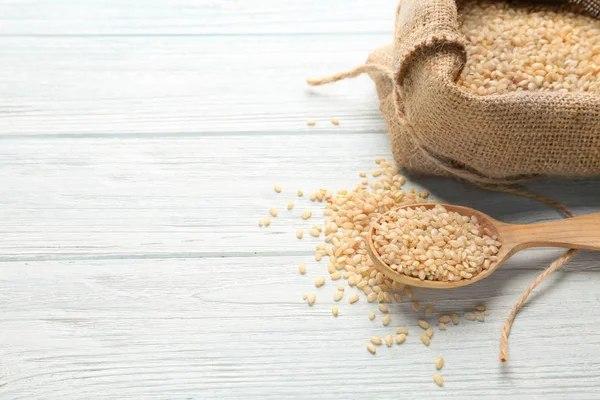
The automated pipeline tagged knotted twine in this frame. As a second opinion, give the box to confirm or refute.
[306,0,589,361]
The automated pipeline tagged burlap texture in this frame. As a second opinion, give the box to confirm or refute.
[367,0,600,182]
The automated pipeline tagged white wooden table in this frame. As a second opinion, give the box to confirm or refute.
[1,1,600,398]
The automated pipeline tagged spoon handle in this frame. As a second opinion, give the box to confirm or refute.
[503,212,600,251]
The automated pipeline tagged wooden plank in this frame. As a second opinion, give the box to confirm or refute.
[0,0,396,137]
[2,257,600,399]
[0,136,598,262]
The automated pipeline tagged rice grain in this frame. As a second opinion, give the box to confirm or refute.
[367,343,376,355]
[396,327,408,335]
[435,356,445,370]
[299,263,307,274]
[372,204,502,282]
[418,320,430,330]
[451,313,460,325]
[333,290,344,302]
[395,334,407,344]
[458,1,600,96]
[382,314,391,326]
[315,277,325,288]
[385,335,394,347]
[370,336,383,345]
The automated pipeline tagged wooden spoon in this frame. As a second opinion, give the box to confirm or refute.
[367,203,600,289]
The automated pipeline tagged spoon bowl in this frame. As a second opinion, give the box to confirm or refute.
[367,203,600,289]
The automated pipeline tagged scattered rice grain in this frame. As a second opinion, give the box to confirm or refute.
[367,343,376,355]
[382,314,391,326]
[418,320,430,330]
[299,263,307,274]
[395,334,407,344]
[333,290,343,302]
[385,335,394,347]
[451,313,459,325]
[420,333,431,346]
[396,327,409,335]
[370,336,383,345]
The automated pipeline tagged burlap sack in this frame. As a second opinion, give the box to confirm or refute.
[362,0,600,183]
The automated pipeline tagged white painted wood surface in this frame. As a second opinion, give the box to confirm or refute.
[1,1,600,398]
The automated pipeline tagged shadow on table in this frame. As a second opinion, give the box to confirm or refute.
[384,175,600,333]
[405,175,600,221]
